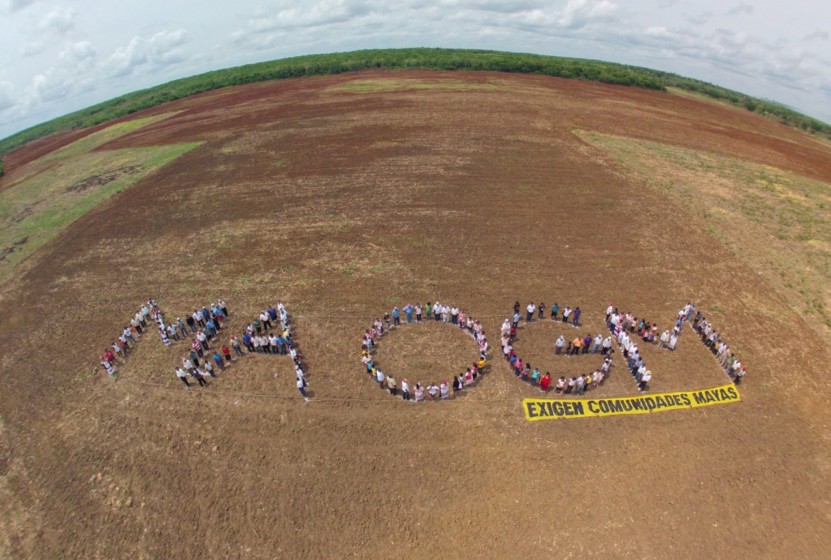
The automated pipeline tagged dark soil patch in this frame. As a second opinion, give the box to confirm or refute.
[65,165,144,194]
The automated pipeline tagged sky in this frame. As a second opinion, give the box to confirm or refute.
[1,0,830,139]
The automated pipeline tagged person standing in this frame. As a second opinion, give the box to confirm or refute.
[392,307,401,326]
[570,337,583,355]
[213,351,225,371]
[526,302,535,322]
[175,367,190,387]
[230,336,242,357]
[192,368,208,387]
[540,372,552,392]
[101,358,116,377]
[297,376,309,401]
[386,374,397,396]
[638,370,652,392]
[401,378,411,401]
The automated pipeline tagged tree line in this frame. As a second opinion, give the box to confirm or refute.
[1,48,828,168]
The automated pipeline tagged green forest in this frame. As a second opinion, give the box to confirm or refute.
[1,48,828,169]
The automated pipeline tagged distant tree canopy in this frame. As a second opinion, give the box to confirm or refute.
[1,48,828,164]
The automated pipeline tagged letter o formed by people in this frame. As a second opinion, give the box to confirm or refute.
[360,303,490,402]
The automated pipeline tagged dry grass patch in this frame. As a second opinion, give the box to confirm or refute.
[327,77,501,94]
[577,130,831,338]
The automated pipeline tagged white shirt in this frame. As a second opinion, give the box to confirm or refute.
[527,304,535,314]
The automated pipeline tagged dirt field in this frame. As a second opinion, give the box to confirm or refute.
[1,70,830,559]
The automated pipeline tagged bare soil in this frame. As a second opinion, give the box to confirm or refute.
[1,70,830,559]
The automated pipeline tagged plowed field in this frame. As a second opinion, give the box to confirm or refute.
[1,70,829,559]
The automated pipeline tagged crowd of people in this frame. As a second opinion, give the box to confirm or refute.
[502,303,615,395]
[606,304,668,391]
[96,299,308,398]
[510,301,584,330]
[360,302,490,401]
[687,305,747,384]
[98,299,165,376]
[174,302,309,399]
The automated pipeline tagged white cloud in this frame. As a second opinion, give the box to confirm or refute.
[559,0,618,30]
[3,0,39,12]
[1,0,830,138]
[804,29,829,42]
[247,0,371,32]
[438,0,546,14]
[60,41,96,71]
[727,2,753,16]
[0,81,16,112]
[37,7,75,34]
[21,40,46,56]
[30,69,73,102]
[105,29,188,77]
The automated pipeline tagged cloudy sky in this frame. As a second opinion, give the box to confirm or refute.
[1,0,829,139]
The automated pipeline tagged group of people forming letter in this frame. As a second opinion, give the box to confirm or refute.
[360,302,490,401]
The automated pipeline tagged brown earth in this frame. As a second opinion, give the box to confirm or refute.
[1,70,830,559]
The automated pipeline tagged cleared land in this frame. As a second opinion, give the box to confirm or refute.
[0,71,829,559]
[0,113,199,287]
[578,131,831,338]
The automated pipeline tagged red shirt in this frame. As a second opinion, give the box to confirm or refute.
[540,375,551,390]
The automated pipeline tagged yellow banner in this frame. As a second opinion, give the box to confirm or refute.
[523,384,741,421]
